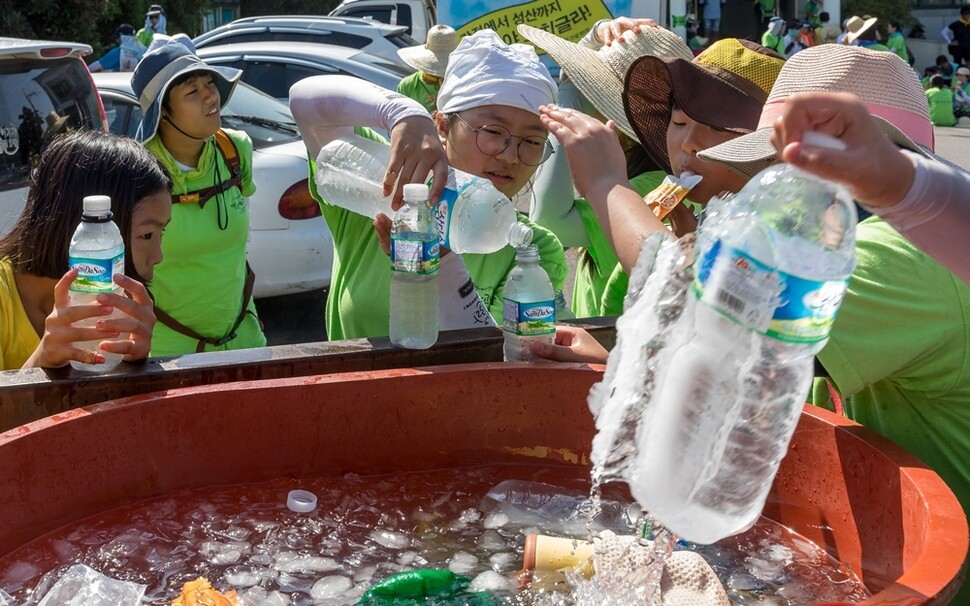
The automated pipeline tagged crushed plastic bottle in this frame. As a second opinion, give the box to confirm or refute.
[629,162,857,544]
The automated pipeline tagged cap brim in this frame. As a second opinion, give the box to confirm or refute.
[136,62,241,143]
[697,117,935,179]
[517,24,636,139]
[397,46,448,77]
[624,54,769,174]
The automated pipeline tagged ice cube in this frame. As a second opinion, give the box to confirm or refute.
[369,528,409,550]
[448,551,479,575]
[469,570,515,593]
[309,575,353,600]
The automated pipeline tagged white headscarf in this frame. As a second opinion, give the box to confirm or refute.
[437,29,557,116]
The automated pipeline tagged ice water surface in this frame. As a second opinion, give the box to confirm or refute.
[0,465,868,605]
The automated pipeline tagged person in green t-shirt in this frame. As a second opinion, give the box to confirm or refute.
[804,0,821,28]
[926,75,957,126]
[885,20,910,64]
[754,0,777,30]
[762,17,787,56]
[519,20,784,317]
[396,25,458,113]
[131,41,267,355]
[292,30,568,341]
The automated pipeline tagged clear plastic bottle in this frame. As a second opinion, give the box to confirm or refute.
[390,183,439,349]
[314,134,532,253]
[503,245,556,362]
[68,195,126,372]
[628,163,858,544]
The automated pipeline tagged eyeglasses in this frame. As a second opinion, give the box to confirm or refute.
[453,113,553,166]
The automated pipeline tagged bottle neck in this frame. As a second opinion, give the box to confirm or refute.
[81,212,113,224]
[507,222,533,249]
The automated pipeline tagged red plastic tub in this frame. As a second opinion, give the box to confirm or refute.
[0,363,965,603]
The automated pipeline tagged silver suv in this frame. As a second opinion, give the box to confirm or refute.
[193,15,420,68]
[0,37,107,235]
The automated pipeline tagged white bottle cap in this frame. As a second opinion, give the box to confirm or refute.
[287,489,317,513]
[402,183,429,201]
[801,131,847,151]
[82,195,112,214]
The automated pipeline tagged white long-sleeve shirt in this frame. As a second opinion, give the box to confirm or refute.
[863,150,970,284]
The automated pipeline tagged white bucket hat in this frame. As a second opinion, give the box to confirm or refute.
[698,44,935,179]
[397,24,459,77]
[517,23,692,138]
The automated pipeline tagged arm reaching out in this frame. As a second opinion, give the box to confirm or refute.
[539,104,668,273]
[289,75,448,206]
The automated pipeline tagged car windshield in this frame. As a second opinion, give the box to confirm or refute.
[0,57,104,191]
[221,82,301,146]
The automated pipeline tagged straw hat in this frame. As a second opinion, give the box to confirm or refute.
[698,45,934,179]
[45,111,69,133]
[623,38,785,173]
[843,15,877,45]
[397,24,458,77]
[517,23,692,138]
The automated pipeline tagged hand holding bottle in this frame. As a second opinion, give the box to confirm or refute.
[769,91,916,209]
[24,271,156,369]
[385,116,450,209]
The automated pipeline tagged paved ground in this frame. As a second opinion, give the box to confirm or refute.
[934,121,970,171]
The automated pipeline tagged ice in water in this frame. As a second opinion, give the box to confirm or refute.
[1,468,869,605]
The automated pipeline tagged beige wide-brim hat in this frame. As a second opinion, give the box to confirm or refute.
[397,24,458,77]
[517,23,692,138]
[45,111,69,132]
[698,45,935,179]
[843,15,877,45]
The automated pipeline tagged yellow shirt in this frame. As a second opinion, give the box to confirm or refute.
[0,258,40,369]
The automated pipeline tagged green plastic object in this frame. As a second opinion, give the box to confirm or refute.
[356,569,501,605]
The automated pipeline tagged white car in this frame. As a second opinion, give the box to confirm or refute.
[0,37,107,235]
[193,15,419,68]
[93,72,333,299]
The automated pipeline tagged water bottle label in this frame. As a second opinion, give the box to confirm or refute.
[767,274,848,343]
[432,176,476,250]
[390,236,440,274]
[502,299,555,336]
[68,252,123,294]
[434,187,456,250]
[696,240,848,342]
[694,239,779,332]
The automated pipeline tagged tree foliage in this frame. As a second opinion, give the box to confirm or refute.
[240,0,340,18]
[0,0,213,57]
[843,0,920,29]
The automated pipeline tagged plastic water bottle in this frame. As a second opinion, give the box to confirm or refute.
[68,195,126,372]
[503,245,556,362]
[390,183,439,349]
[628,163,857,544]
[314,134,533,253]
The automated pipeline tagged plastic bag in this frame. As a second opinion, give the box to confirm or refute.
[36,564,145,606]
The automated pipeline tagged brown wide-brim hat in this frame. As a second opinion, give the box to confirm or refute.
[698,45,938,179]
[517,23,692,139]
[623,38,785,174]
